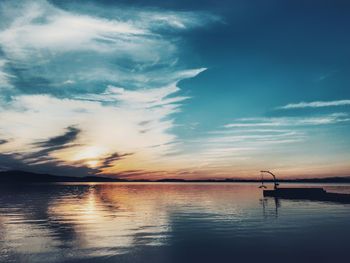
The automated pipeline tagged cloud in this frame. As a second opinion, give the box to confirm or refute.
[21,126,81,165]
[99,152,132,169]
[0,1,151,58]
[0,152,97,176]
[0,0,210,177]
[0,139,8,145]
[33,126,80,149]
[0,76,201,174]
[277,100,350,109]
[0,0,211,97]
[0,0,211,64]
[317,69,338,81]
[165,111,350,177]
[224,113,350,128]
[0,58,13,89]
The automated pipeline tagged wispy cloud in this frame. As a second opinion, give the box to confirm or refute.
[225,113,350,127]
[0,59,13,89]
[0,1,206,59]
[0,0,210,176]
[165,111,350,178]
[277,100,350,109]
[0,0,212,95]
[0,72,202,173]
[33,126,80,149]
[98,152,132,170]
[23,126,81,165]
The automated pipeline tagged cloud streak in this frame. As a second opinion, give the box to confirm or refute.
[224,113,350,128]
[33,126,80,149]
[22,126,82,165]
[0,59,13,89]
[164,110,350,178]
[278,100,350,109]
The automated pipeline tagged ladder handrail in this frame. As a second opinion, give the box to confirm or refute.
[260,170,279,189]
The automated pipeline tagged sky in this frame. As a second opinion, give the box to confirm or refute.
[0,0,350,179]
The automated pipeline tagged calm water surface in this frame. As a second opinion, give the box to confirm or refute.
[1,183,350,263]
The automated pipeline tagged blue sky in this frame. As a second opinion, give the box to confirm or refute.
[0,0,349,179]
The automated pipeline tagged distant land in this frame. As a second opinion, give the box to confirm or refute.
[1,170,350,184]
[0,170,128,183]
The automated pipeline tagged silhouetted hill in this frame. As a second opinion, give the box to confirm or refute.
[0,170,127,183]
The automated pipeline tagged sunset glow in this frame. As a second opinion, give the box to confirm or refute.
[1,2,350,263]
[0,0,349,180]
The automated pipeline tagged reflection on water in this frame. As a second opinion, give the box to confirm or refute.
[0,183,350,263]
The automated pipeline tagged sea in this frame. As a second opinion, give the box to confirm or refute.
[1,183,350,263]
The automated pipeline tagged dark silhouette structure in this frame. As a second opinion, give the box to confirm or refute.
[260,170,279,189]
[260,170,350,204]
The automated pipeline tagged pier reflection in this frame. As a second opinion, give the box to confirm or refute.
[260,197,281,218]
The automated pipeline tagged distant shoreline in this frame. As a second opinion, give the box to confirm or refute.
[1,170,350,184]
